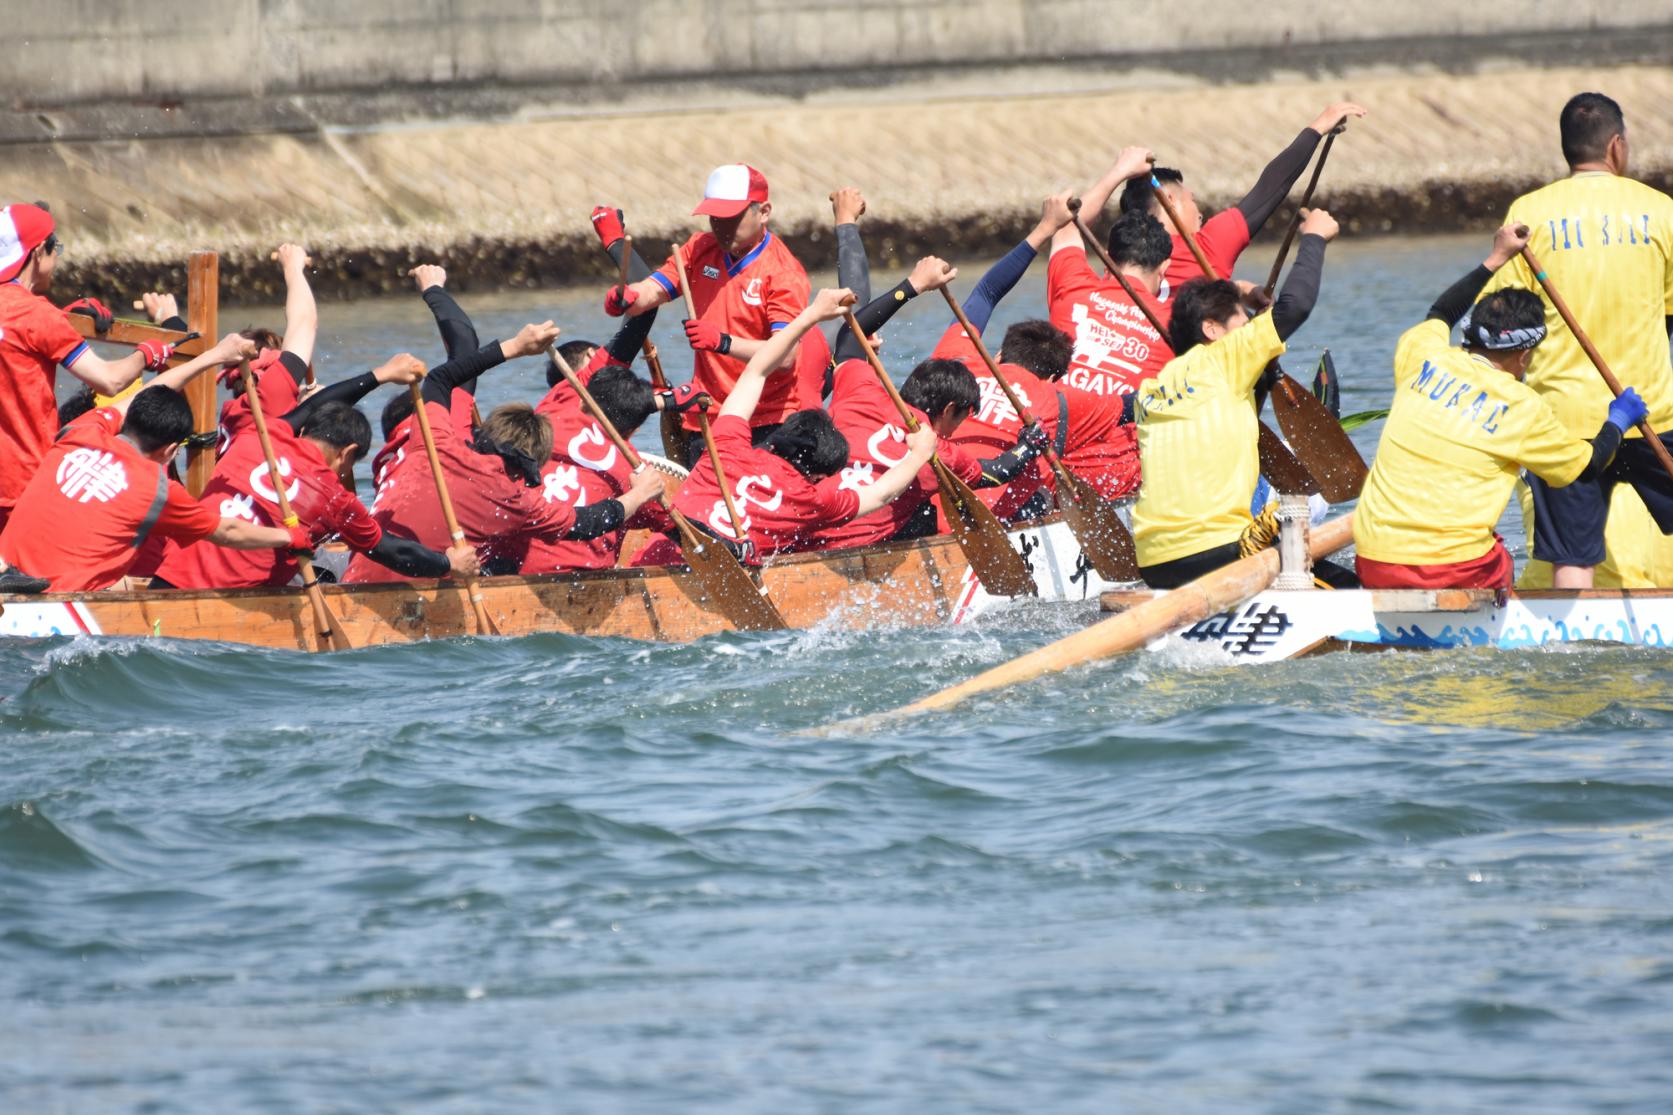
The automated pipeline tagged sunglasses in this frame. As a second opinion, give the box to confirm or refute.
[41,234,60,256]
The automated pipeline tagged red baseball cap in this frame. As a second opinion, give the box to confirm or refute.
[693,164,769,218]
[0,203,55,283]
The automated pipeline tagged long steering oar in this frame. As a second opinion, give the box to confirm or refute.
[406,376,500,636]
[1523,245,1673,483]
[828,513,1354,729]
[1262,125,1342,297]
[939,287,1140,582]
[618,234,690,462]
[1149,173,1367,500]
[238,358,352,652]
[842,309,1036,597]
[548,348,787,632]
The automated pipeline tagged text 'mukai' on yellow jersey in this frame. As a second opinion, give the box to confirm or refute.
[1132,312,1281,567]
[1354,319,1593,566]
[1482,172,1673,437]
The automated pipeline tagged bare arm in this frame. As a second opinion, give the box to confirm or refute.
[718,289,853,422]
[105,334,256,417]
[275,243,317,366]
[624,276,675,317]
[64,349,145,396]
[853,425,938,517]
[207,518,294,550]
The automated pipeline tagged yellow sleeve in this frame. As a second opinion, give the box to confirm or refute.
[1515,397,1593,487]
[1222,312,1285,392]
[1662,196,1673,314]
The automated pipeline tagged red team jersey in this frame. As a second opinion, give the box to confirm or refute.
[369,387,476,513]
[343,400,575,583]
[0,282,93,519]
[651,230,810,430]
[0,408,218,591]
[217,350,303,450]
[523,353,671,573]
[657,413,859,558]
[157,418,383,588]
[1047,246,1174,397]
[931,323,1052,518]
[808,358,981,550]
[1162,206,1250,289]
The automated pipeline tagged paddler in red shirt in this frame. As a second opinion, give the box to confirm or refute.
[0,333,301,593]
[0,203,186,530]
[633,288,938,563]
[152,348,489,591]
[600,166,814,459]
[214,244,320,449]
[1118,102,1366,290]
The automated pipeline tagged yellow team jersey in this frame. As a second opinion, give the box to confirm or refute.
[1355,319,1593,565]
[1482,172,1673,437]
[1132,313,1281,567]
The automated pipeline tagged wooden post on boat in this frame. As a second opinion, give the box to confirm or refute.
[185,251,219,496]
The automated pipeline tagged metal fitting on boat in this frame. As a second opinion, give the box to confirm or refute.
[1274,494,1313,590]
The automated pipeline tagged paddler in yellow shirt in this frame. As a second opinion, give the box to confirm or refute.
[1355,223,1647,590]
[1132,207,1355,588]
[1481,91,1673,587]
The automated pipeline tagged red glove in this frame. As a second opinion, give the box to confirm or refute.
[604,283,639,318]
[64,296,113,334]
[683,318,732,355]
[136,339,175,370]
[656,383,711,414]
[590,206,626,248]
[285,524,313,551]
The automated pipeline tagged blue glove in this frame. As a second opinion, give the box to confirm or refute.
[1607,387,1648,433]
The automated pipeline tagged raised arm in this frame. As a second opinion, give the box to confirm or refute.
[1429,224,1529,327]
[102,333,255,417]
[418,321,560,407]
[963,192,1074,332]
[834,257,957,364]
[1057,146,1155,255]
[275,243,318,367]
[1236,103,1366,234]
[831,187,871,305]
[720,288,853,422]
[1270,209,1337,341]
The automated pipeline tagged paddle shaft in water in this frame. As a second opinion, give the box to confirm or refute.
[406,379,499,636]
[1520,244,1673,485]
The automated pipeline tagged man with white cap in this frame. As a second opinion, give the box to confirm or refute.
[598,165,812,460]
[0,202,175,530]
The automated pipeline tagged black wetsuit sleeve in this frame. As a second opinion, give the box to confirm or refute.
[568,499,626,540]
[604,311,657,367]
[834,278,918,364]
[276,351,309,389]
[279,367,378,431]
[1271,234,1327,341]
[1427,264,1495,328]
[973,449,1029,488]
[1236,128,1322,235]
[160,314,189,332]
[1576,421,1625,483]
[836,223,871,306]
[421,342,508,407]
[606,239,653,283]
[363,532,452,578]
[422,287,480,362]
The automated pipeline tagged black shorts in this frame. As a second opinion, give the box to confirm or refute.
[1528,433,1673,567]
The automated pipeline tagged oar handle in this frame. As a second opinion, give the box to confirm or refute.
[671,241,700,321]
[841,309,922,434]
[697,405,751,544]
[1521,244,1673,483]
[547,346,669,508]
[1150,174,1219,281]
[1068,199,1170,339]
[642,338,670,390]
[617,234,634,306]
[1263,129,1338,296]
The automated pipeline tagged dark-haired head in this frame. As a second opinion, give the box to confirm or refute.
[1167,279,1248,355]
[240,326,284,353]
[902,358,979,433]
[122,386,195,456]
[999,320,1072,380]
[586,365,656,438]
[761,409,849,479]
[380,390,416,441]
[548,340,600,388]
[1106,210,1172,276]
[295,402,372,480]
[1119,166,1182,216]
[1460,288,1546,377]
[1559,92,1626,170]
[58,386,98,429]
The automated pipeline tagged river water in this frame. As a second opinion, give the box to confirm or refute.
[7,234,1673,1112]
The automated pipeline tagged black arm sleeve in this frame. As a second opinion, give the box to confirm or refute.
[276,350,309,389]
[567,499,626,540]
[362,532,452,578]
[1427,264,1495,328]
[833,278,918,364]
[606,238,653,283]
[1236,128,1322,235]
[1576,421,1625,483]
[973,449,1029,488]
[603,310,657,367]
[1271,234,1327,341]
[160,314,189,332]
[279,368,378,432]
[421,341,508,407]
[836,223,871,306]
[422,287,479,361]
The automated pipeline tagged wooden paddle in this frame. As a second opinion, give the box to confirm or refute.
[1068,199,1320,497]
[1522,244,1673,483]
[837,513,1354,726]
[617,234,691,462]
[237,358,352,652]
[1263,125,1342,297]
[547,348,787,632]
[938,287,1140,582]
[406,377,500,636]
[1148,174,1367,500]
[695,403,752,549]
[841,309,1036,597]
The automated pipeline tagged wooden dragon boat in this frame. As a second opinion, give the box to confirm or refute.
[0,516,1117,650]
[1101,586,1673,662]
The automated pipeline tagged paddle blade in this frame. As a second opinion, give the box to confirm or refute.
[659,411,691,465]
[933,461,1036,597]
[669,509,788,631]
[1272,375,1368,502]
[1257,421,1322,496]
[1051,464,1140,582]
